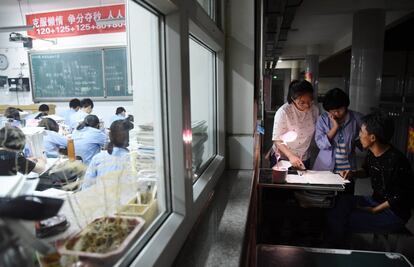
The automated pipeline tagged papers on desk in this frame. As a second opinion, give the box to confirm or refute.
[44,114,65,122]
[33,188,72,199]
[286,171,348,185]
[0,174,25,197]
[0,174,39,197]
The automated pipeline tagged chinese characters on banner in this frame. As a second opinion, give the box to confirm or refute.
[25,4,125,39]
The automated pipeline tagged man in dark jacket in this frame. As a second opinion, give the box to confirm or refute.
[327,112,414,248]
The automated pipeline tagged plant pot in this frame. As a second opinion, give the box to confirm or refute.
[58,216,145,261]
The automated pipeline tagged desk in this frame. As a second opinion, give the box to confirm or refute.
[258,168,346,244]
[257,244,413,267]
[259,168,345,191]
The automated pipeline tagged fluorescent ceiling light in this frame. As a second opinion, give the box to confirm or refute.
[95,18,125,27]
[0,25,34,33]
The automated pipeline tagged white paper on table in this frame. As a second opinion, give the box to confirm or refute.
[0,174,24,197]
[286,171,348,185]
[32,188,72,199]
[44,115,65,122]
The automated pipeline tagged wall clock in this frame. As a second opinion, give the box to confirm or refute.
[0,54,9,70]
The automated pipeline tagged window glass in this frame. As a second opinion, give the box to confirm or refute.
[0,1,168,265]
[189,36,217,182]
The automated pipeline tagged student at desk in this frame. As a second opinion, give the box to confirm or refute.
[72,115,107,165]
[82,120,134,189]
[38,118,67,158]
[327,113,414,247]
[59,98,80,126]
[272,80,319,169]
[109,107,127,125]
[69,98,94,131]
[314,88,363,173]
[0,126,45,175]
[26,104,49,120]
[3,107,22,127]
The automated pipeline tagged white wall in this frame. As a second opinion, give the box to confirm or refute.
[226,0,254,169]
[0,0,135,126]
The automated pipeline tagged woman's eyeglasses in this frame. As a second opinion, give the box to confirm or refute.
[292,98,313,108]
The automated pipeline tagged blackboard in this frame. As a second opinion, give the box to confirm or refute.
[29,47,129,101]
[104,48,131,97]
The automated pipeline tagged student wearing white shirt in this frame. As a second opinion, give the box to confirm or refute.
[69,98,94,131]
[72,114,107,165]
[109,107,127,126]
[38,118,67,158]
[59,98,80,126]
[272,80,319,169]
[26,104,49,120]
[83,119,134,189]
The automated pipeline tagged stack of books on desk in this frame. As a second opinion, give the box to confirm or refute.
[130,124,156,177]
[21,127,45,158]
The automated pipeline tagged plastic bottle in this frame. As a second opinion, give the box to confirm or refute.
[67,138,76,161]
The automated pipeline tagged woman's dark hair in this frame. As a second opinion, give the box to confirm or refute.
[0,126,26,151]
[77,115,100,130]
[38,104,49,112]
[108,120,134,153]
[361,112,394,144]
[38,118,59,132]
[287,80,314,104]
[80,98,94,109]
[4,107,20,121]
[115,107,126,115]
[69,98,81,109]
[322,88,350,111]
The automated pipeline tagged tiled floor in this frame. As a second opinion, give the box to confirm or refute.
[173,170,252,267]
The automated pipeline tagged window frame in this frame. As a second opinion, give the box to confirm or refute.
[125,0,226,266]
[118,0,172,265]
[188,34,218,182]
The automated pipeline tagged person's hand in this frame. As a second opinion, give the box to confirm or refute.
[340,170,352,180]
[35,156,47,165]
[289,155,305,169]
[328,113,339,129]
[357,205,380,214]
[27,157,37,163]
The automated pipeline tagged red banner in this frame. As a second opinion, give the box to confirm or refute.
[25,4,125,39]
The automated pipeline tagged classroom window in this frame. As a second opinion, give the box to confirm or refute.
[189,36,217,182]
[18,2,169,266]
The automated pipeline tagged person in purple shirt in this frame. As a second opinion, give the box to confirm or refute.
[313,88,363,173]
